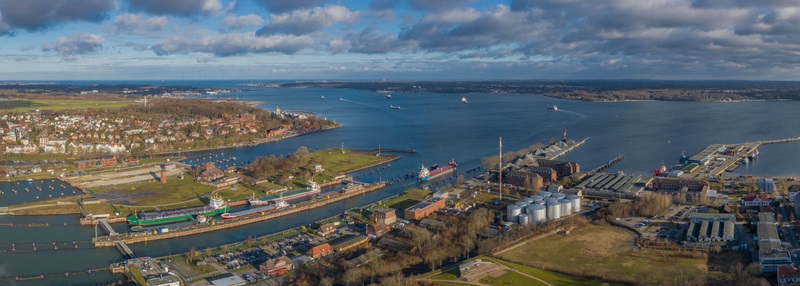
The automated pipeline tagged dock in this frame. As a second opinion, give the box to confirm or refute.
[684,136,800,178]
[93,182,387,247]
[546,137,590,160]
[587,154,625,175]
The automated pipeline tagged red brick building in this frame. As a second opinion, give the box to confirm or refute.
[371,208,397,225]
[404,197,445,220]
[307,243,333,259]
[367,223,390,238]
[260,256,293,277]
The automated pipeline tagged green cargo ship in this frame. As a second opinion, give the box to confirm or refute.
[127,195,228,226]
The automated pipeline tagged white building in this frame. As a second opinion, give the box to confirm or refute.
[759,178,776,193]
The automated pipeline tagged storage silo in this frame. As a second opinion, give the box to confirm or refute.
[529,195,544,201]
[558,199,572,216]
[507,205,522,223]
[539,191,552,198]
[552,193,566,200]
[518,214,530,226]
[523,197,535,205]
[515,201,528,208]
[526,204,546,223]
[546,200,561,220]
[532,199,545,205]
[566,195,581,213]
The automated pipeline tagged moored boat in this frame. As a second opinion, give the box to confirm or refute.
[222,200,288,220]
[418,160,458,181]
[127,195,228,226]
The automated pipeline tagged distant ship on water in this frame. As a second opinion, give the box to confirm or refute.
[386,94,392,99]
[418,160,458,181]
[389,105,401,110]
[547,105,558,111]
[462,96,468,104]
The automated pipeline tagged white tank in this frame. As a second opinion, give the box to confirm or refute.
[558,199,572,216]
[529,195,544,201]
[539,191,552,197]
[566,195,581,213]
[515,201,528,208]
[545,197,559,204]
[523,197,535,204]
[518,214,530,226]
[532,199,545,205]
[526,204,547,223]
[552,193,567,200]
[507,205,522,223]
[546,201,561,220]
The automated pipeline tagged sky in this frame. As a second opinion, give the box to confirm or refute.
[2,0,800,80]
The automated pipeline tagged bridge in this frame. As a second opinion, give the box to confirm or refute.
[98,219,118,236]
[115,241,135,259]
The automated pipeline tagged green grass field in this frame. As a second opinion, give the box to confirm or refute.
[91,175,216,206]
[497,224,707,283]
[0,99,137,112]
[423,256,606,286]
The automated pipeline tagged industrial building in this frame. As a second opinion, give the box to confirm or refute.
[504,170,543,190]
[534,159,580,177]
[260,256,294,277]
[331,235,369,252]
[572,173,647,199]
[371,207,397,225]
[686,144,725,165]
[648,177,709,194]
[404,197,445,220]
[757,212,791,273]
[684,213,735,242]
[777,265,800,285]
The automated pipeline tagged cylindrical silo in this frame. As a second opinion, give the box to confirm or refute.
[539,191,552,198]
[518,214,530,226]
[529,195,544,201]
[507,205,522,223]
[515,201,528,208]
[526,204,546,223]
[532,199,545,205]
[566,195,581,213]
[546,200,561,220]
[558,199,572,216]
[552,193,566,200]
[523,197,535,204]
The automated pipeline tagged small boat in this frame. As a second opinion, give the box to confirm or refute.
[462,96,468,104]
[320,96,325,99]
[26,179,34,182]
[547,105,558,111]
[339,98,344,101]
[389,105,401,110]
[386,94,392,99]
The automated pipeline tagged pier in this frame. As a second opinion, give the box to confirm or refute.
[684,136,800,178]
[547,137,590,160]
[368,148,416,154]
[587,154,626,175]
[93,182,387,247]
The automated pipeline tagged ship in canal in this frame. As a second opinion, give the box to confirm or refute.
[418,160,458,181]
[127,195,228,226]
[222,200,289,220]
[248,180,321,205]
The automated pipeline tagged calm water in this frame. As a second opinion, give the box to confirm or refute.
[2,82,800,284]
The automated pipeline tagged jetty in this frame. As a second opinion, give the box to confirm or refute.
[587,154,626,175]
[684,136,800,177]
[93,182,387,247]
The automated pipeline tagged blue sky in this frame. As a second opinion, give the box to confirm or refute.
[2,0,800,80]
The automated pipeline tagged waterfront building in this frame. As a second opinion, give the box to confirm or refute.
[535,159,580,177]
[404,197,446,220]
[317,222,337,236]
[648,177,709,195]
[504,170,544,191]
[687,144,726,165]
[759,178,776,194]
[371,208,397,225]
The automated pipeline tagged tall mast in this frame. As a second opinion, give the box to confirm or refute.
[499,137,503,202]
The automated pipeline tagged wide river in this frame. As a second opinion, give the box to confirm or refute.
[1,81,800,285]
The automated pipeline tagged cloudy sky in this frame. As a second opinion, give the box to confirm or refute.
[2,0,800,80]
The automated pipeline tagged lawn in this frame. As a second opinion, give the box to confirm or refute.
[91,176,217,206]
[484,258,613,286]
[479,270,549,286]
[497,224,707,283]
[82,203,119,216]
[215,183,262,202]
[0,99,137,112]
[422,256,602,286]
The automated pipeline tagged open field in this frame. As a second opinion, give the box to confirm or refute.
[0,99,137,112]
[90,175,216,206]
[422,256,610,286]
[497,224,707,284]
